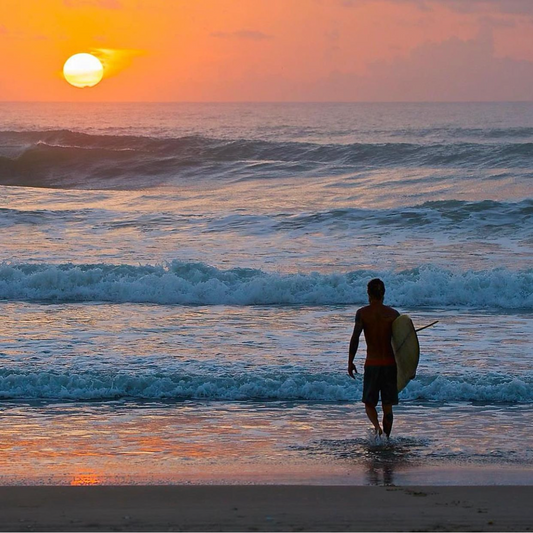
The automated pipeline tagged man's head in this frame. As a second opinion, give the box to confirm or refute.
[367,278,385,302]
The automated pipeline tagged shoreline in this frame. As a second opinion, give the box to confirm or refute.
[0,485,531,531]
[0,463,531,487]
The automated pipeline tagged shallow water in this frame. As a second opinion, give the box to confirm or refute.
[0,400,530,485]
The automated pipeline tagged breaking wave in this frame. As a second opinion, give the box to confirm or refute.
[0,369,530,403]
[0,261,531,309]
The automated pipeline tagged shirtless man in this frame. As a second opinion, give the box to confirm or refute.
[348,279,400,437]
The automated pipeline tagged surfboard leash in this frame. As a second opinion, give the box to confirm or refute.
[415,320,439,333]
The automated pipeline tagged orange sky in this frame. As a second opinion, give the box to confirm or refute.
[1,0,533,101]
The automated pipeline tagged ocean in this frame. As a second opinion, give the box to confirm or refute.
[0,102,531,486]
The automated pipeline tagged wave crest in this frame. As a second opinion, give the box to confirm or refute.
[0,369,529,402]
[0,261,531,308]
[2,130,533,189]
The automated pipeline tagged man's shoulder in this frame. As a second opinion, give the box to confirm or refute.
[382,303,398,310]
[386,305,401,317]
[356,305,371,316]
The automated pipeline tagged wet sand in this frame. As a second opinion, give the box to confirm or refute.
[0,485,531,531]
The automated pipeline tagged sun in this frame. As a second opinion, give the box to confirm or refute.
[63,53,104,88]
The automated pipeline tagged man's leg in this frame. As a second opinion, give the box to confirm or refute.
[382,403,393,437]
[365,403,382,435]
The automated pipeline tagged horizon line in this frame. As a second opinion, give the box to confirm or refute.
[2,100,533,105]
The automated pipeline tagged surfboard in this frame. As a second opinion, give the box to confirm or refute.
[391,314,420,392]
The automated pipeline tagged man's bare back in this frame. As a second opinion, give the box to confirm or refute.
[348,301,399,376]
[347,279,400,437]
[358,303,399,365]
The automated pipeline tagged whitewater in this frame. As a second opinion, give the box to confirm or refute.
[0,102,531,485]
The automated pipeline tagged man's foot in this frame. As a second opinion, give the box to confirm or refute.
[374,426,383,437]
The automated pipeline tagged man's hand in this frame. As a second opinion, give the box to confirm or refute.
[348,362,358,378]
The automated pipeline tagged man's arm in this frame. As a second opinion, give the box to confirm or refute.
[348,309,363,378]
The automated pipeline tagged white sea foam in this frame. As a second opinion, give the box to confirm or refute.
[0,261,531,308]
[0,369,530,402]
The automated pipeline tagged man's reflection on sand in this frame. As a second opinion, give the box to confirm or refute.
[363,439,412,486]
[300,436,419,485]
[365,457,396,485]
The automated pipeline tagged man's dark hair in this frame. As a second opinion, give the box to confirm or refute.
[367,278,385,300]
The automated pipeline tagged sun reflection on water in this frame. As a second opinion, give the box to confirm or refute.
[70,472,102,486]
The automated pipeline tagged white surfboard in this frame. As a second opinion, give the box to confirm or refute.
[391,314,420,392]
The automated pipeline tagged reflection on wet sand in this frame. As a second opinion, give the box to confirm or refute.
[363,436,415,486]
[366,459,395,486]
[297,434,422,486]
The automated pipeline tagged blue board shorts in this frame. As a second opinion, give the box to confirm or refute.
[362,365,399,406]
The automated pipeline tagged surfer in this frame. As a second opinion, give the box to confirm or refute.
[348,279,400,437]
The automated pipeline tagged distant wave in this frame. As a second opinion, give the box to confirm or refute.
[1,261,531,308]
[0,207,95,228]
[387,126,533,140]
[0,369,530,403]
[1,200,531,240]
[1,129,533,189]
[259,199,533,238]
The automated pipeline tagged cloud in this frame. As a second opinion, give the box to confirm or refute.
[438,0,533,15]
[338,0,431,10]
[0,25,7,35]
[478,15,516,28]
[338,0,533,15]
[399,0,533,15]
[63,0,122,9]
[90,48,144,78]
[210,30,272,41]
[310,28,533,101]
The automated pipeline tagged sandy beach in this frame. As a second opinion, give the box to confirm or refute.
[0,485,531,532]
